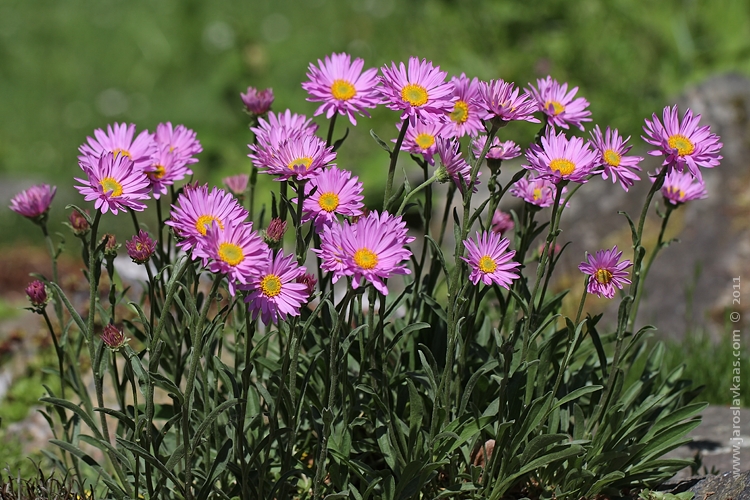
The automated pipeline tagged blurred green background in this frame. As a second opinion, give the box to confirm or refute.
[0,0,748,247]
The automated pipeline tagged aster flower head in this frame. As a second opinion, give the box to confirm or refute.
[579,245,632,299]
[314,221,349,276]
[155,123,202,169]
[472,136,522,162]
[244,250,309,325]
[75,152,151,215]
[642,105,722,181]
[10,184,56,223]
[589,125,642,191]
[25,280,49,311]
[101,323,129,351]
[509,175,564,207]
[145,148,191,199]
[251,109,318,150]
[659,169,708,205]
[475,79,540,125]
[302,52,380,125]
[446,74,487,137]
[491,210,515,236]
[398,120,454,166]
[125,230,157,264]
[79,123,157,171]
[193,219,269,296]
[527,76,592,131]
[302,166,364,230]
[436,137,478,192]
[241,87,274,116]
[462,231,520,288]
[165,185,248,252]
[379,57,455,124]
[524,129,598,184]
[223,174,249,196]
[259,134,336,181]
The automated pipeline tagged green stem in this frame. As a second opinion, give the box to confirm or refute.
[325,113,338,147]
[41,309,65,399]
[574,280,588,327]
[383,120,410,210]
[397,175,438,215]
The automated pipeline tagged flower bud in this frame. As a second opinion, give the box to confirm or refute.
[223,174,250,196]
[296,273,317,297]
[101,323,129,351]
[240,87,274,116]
[125,230,157,264]
[101,234,119,256]
[69,209,90,236]
[262,218,287,247]
[9,184,56,225]
[491,210,514,236]
[25,280,48,311]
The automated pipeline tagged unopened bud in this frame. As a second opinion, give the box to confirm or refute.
[69,209,90,236]
[25,280,48,311]
[262,218,287,247]
[125,230,156,264]
[101,324,129,351]
[295,273,317,297]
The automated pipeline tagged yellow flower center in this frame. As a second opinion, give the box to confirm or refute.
[260,274,282,297]
[414,133,436,150]
[218,242,244,266]
[401,83,428,106]
[449,100,469,123]
[668,134,695,156]
[549,158,576,176]
[353,248,378,270]
[331,79,357,101]
[666,186,686,199]
[318,192,340,212]
[288,157,313,170]
[99,177,123,197]
[112,148,132,159]
[545,101,565,116]
[532,188,542,201]
[603,149,621,167]
[594,268,613,285]
[149,165,166,180]
[478,255,497,273]
[195,215,223,236]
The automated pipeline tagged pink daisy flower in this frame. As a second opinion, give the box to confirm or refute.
[243,250,309,325]
[527,76,592,131]
[436,137,478,192]
[314,221,349,277]
[75,152,150,215]
[79,123,157,171]
[301,166,364,230]
[9,184,56,221]
[659,169,708,205]
[144,148,192,199]
[251,109,318,149]
[446,74,486,137]
[223,174,250,196]
[241,87,274,116]
[398,119,454,165]
[165,185,248,252]
[258,134,336,181]
[509,175,564,207]
[589,125,642,192]
[491,210,514,236]
[378,57,455,124]
[472,136,522,161]
[524,129,598,184]
[154,123,202,169]
[475,79,540,124]
[462,231,520,288]
[578,245,632,299]
[642,105,722,181]
[194,219,268,296]
[302,52,380,126]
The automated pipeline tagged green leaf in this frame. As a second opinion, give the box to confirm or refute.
[47,282,87,336]
[116,438,184,495]
[40,397,102,439]
[49,439,127,499]
[196,438,233,500]
[192,398,241,449]
[370,129,392,153]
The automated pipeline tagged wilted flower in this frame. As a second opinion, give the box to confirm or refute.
[101,323,129,351]
[25,280,48,311]
[378,57,455,124]
[578,245,632,299]
[223,174,250,196]
[78,122,157,171]
[244,250,309,325]
[526,76,592,131]
[69,209,90,236]
[75,152,151,215]
[659,170,708,205]
[446,74,486,137]
[642,105,722,181]
[524,129,598,184]
[9,184,57,224]
[462,231,520,288]
[241,87,274,116]
[262,218,287,247]
[589,125,642,192]
[302,166,364,230]
[491,210,514,236]
[475,79,539,125]
[125,230,157,264]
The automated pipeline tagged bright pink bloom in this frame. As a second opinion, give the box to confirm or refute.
[491,210,514,236]
[258,134,336,181]
[302,52,380,126]
[125,230,156,264]
[9,184,56,220]
[314,221,349,276]
[475,79,539,124]
[251,109,318,149]
[659,170,708,205]
[75,152,151,215]
[241,87,274,116]
[462,231,520,288]
[472,136,522,161]
[79,123,157,171]
[154,123,202,168]
[509,175,564,207]
[223,174,249,195]
[524,129,598,184]
[302,166,364,230]
[436,138,478,192]
[165,185,248,252]
[527,76,591,131]
[579,245,632,299]
[446,74,486,137]
[642,105,722,181]
[378,57,455,124]
[589,125,642,192]
[193,219,268,296]
[398,120,454,166]
[244,250,309,325]
[144,148,191,199]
